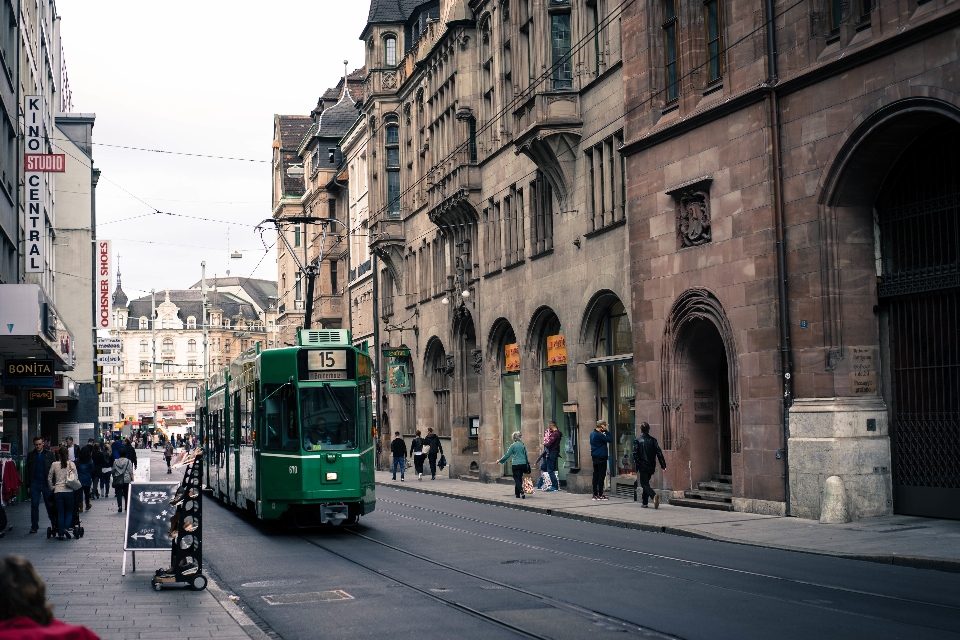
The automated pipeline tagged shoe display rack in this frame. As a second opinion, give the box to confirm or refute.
[151,453,206,591]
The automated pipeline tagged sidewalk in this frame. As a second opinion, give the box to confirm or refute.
[0,449,262,640]
[375,470,960,573]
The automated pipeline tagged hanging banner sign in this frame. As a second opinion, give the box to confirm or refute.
[504,343,520,373]
[97,353,123,365]
[546,334,567,367]
[382,348,410,359]
[97,338,122,350]
[386,361,409,394]
[24,95,46,273]
[97,240,112,328]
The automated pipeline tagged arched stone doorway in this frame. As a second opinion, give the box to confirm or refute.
[662,289,741,502]
[424,337,451,436]
[528,307,569,483]
[490,319,521,476]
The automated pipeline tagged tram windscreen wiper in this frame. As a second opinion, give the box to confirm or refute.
[324,383,350,424]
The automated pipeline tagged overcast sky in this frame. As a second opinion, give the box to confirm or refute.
[56,1,369,302]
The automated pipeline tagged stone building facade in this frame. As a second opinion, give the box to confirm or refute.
[621,0,960,519]
[362,0,632,488]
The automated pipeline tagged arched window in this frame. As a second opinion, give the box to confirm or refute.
[139,317,148,329]
[499,324,521,464]
[186,383,198,401]
[163,383,175,401]
[163,360,174,373]
[188,339,197,352]
[428,340,451,436]
[162,338,174,353]
[137,383,151,402]
[187,316,196,329]
[224,318,231,329]
[140,339,148,353]
[385,116,400,218]
[384,35,397,66]
[592,300,634,476]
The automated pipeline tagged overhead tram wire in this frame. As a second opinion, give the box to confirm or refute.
[52,136,270,164]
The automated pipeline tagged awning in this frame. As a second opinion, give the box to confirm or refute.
[583,353,633,367]
[0,284,75,371]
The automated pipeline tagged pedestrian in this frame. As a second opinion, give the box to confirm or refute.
[90,444,106,499]
[76,450,94,513]
[111,449,134,513]
[543,421,562,491]
[390,431,407,481]
[424,427,443,480]
[24,437,55,534]
[164,441,174,474]
[497,431,529,499]
[411,430,426,480]
[47,446,77,540]
[80,438,95,459]
[64,437,79,464]
[110,435,123,461]
[590,420,613,501]
[632,422,667,509]
[123,438,137,470]
[93,445,111,499]
[0,554,100,639]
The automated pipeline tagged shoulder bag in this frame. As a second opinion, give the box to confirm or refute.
[65,464,82,491]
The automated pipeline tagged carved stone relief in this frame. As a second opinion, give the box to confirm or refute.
[666,176,713,249]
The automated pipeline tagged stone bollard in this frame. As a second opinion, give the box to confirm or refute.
[819,475,851,524]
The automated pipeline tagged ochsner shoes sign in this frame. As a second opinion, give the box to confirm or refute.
[24,95,46,273]
[97,240,112,328]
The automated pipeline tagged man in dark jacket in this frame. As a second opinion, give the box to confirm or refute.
[589,421,613,500]
[423,428,443,480]
[543,421,562,491]
[390,432,407,481]
[633,422,667,508]
[24,437,56,533]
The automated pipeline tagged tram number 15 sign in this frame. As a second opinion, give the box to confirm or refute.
[307,350,347,381]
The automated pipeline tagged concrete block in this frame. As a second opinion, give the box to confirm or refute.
[819,475,851,524]
[731,498,786,516]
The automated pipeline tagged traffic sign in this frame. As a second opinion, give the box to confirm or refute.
[97,353,123,365]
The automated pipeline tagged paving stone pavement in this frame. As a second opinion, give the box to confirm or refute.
[375,470,960,572]
[0,449,261,640]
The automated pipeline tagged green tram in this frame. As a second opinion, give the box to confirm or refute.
[196,329,375,526]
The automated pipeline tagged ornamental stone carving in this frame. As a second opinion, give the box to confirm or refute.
[666,176,713,249]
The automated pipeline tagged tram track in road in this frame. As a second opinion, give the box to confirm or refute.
[301,530,682,640]
[381,497,960,613]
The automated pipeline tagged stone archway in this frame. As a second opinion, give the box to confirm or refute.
[661,289,742,499]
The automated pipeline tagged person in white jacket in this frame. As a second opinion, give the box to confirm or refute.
[47,447,77,540]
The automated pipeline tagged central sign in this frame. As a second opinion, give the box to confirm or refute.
[306,350,347,381]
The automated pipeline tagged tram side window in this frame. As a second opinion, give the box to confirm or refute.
[243,388,254,445]
[357,379,370,448]
[263,384,299,451]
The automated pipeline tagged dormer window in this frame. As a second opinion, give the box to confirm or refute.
[187,316,196,329]
[139,316,148,329]
[384,35,397,66]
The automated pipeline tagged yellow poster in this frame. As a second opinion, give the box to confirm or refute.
[546,334,567,367]
[504,343,520,373]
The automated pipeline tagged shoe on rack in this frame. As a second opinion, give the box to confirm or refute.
[654,494,660,509]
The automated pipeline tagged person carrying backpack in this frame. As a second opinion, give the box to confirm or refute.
[633,422,667,508]
[164,442,174,474]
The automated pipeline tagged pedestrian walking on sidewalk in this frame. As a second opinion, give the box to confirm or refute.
[390,432,407,481]
[24,437,55,534]
[123,439,138,470]
[76,451,94,513]
[47,447,77,540]
[424,427,443,479]
[164,442,174,474]
[92,445,110,499]
[590,421,613,501]
[633,422,667,508]
[0,554,99,640]
[110,435,123,461]
[111,450,134,513]
[64,437,79,464]
[411,430,426,480]
[544,421,562,491]
[498,432,529,499]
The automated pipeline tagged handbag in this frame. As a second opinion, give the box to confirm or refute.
[65,465,82,491]
[421,444,431,456]
[438,454,447,470]
[522,475,535,494]
[521,462,532,474]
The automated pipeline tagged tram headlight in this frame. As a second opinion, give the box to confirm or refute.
[325,472,338,481]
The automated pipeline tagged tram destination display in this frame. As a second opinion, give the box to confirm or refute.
[305,349,347,381]
[124,482,178,550]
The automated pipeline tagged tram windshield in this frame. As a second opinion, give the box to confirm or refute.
[300,385,357,451]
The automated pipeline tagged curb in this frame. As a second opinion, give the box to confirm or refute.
[376,481,960,574]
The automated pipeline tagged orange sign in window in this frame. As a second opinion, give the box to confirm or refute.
[546,334,567,367]
[504,343,520,373]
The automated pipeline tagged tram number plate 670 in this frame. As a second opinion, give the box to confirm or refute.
[288,466,298,474]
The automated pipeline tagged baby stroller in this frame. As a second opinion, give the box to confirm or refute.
[45,492,84,540]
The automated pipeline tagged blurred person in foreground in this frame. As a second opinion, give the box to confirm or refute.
[0,554,99,639]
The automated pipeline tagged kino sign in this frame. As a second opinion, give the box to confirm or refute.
[24,95,53,274]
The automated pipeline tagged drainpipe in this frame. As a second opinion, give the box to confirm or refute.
[765,0,793,515]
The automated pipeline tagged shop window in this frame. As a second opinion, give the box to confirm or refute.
[592,300,634,477]
[500,326,521,472]
[540,314,570,480]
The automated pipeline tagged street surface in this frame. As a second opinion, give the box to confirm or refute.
[200,481,960,640]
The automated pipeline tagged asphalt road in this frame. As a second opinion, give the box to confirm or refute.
[199,485,960,640]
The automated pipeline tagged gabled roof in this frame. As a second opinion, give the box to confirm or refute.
[277,115,313,151]
[316,85,361,139]
[124,290,261,331]
[188,277,278,313]
[367,0,424,24]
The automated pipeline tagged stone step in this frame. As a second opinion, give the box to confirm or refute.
[459,473,480,482]
[684,489,733,503]
[696,481,734,493]
[669,497,735,512]
[495,476,515,485]
[711,473,732,483]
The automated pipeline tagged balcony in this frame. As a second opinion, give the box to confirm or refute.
[313,295,344,321]
[426,163,481,221]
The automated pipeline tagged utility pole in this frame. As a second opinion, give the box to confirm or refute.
[201,262,208,381]
[151,289,157,435]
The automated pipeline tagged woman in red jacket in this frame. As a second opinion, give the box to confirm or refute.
[0,555,99,639]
